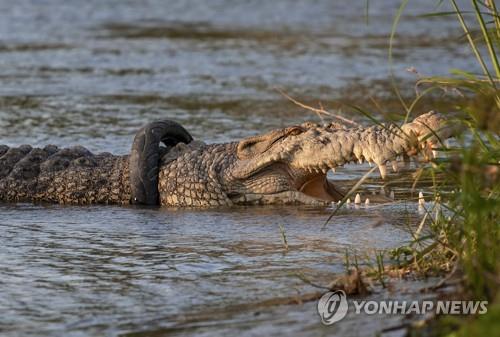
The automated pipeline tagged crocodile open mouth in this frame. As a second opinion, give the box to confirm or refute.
[299,174,344,202]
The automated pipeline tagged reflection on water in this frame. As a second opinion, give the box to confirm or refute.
[0,0,466,336]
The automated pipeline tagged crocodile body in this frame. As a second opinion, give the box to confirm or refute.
[0,111,457,207]
[0,145,130,204]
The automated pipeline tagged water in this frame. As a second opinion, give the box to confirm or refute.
[0,0,467,336]
[0,0,474,150]
[1,203,435,337]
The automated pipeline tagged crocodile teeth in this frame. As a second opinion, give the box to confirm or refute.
[358,158,363,164]
[422,145,433,161]
[331,167,336,172]
[321,168,328,174]
[365,198,370,205]
[432,150,438,159]
[378,164,387,179]
[391,160,399,173]
[354,193,361,204]
[418,191,425,205]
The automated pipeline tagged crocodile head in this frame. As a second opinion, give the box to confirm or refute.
[221,111,457,205]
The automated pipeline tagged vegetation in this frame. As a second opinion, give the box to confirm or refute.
[387,0,499,334]
[285,1,498,333]
[393,0,498,291]
[320,0,499,334]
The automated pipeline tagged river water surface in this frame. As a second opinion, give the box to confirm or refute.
[0,0,470,336]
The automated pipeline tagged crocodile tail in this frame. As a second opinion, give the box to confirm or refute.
[129,120,193,205]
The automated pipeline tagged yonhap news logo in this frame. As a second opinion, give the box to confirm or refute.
[317,290,349,325]
[317,291,488,325]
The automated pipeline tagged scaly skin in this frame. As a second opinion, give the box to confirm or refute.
[0,111,456,206]
[0,145,131,204]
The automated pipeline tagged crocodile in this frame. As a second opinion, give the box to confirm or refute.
[0,111,457,207]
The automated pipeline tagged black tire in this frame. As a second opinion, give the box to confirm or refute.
[129,120,193,205]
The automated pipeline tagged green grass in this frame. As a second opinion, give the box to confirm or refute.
[279,223,289,251]
[390,0,499,334]
[329,0,499,334]
[395,0,499,295]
